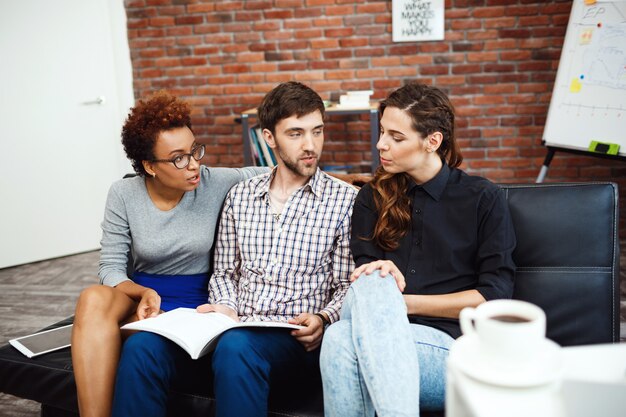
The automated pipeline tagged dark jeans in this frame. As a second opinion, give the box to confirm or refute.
[112,328,321,417]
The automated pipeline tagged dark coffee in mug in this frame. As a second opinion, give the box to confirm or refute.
[491,314,531,323]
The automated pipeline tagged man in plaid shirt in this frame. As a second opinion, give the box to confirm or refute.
[199,81,356,416]
[113,82,356,417]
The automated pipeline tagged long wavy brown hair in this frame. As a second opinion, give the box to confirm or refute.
[370,83,463,251]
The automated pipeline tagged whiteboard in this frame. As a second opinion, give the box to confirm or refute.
[543,0,626,157]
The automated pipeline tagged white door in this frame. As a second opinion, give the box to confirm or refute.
[0,0,133,268]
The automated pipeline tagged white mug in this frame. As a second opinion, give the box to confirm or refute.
[460,299,547,365]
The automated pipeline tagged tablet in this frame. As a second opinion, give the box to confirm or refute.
[9,324,73,358]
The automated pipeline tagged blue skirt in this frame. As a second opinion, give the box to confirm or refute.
[133,271,209,312]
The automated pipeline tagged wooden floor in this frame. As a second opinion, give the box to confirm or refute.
[0,251,100,417]
[1,249,625,416]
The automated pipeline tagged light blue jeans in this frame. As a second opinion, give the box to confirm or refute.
[320,271,454,417]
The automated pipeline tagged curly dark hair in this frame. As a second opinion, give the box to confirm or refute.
[121,91,192,176]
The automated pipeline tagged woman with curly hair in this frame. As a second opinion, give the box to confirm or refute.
[71,91,263,417]
[320,83,516,416]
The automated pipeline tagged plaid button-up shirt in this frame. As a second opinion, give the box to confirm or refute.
[209,168,356,323]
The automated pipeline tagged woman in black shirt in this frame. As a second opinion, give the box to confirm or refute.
[320,83,516,416]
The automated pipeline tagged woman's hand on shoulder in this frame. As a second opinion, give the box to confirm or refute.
[136,288,161,320]
[350,260,406,292]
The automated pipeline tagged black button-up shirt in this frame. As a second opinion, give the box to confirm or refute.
[351,163,516,338]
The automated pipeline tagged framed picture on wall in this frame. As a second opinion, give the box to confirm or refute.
[392,0,445,42]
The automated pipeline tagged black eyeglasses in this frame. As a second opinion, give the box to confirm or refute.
[151,144,206,169]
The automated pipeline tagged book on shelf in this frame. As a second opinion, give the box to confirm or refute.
[121,308,303,359]
[249,126,266,166]
[249,125,276,167]
[255,126,276,167]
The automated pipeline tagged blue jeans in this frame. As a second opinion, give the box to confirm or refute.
[320,271,454,417]
[112,328,320,417]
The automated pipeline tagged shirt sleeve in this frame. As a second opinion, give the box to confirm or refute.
[208,191,240,312]
[350,185,385,267]
[98,184,132,287]
[319,200,355,323]
[474,187,516,301]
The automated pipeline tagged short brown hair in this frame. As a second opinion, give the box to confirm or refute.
[257,81,325,134]
[121,91,192,176]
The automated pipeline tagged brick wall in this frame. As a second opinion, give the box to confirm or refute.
[124,0,625,234]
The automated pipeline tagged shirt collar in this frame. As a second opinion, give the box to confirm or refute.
[253,167,324,199]
[409,161,450,201]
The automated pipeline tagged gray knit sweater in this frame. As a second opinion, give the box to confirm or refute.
[99,166,266,287]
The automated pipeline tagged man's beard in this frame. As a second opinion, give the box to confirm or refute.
[276,146,319,178]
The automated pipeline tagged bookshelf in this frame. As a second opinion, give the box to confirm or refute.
[240,103,380,172]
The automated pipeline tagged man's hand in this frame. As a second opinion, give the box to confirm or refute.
[136,288,161,320]
[288,313,325,351]
[350,260,406,292]
[196,303,239,322]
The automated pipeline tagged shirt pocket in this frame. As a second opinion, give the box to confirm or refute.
[286,225,336,270]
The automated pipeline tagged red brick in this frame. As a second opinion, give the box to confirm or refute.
[371,57,401,67]
[451,20,482,30]
[278,40,308,50]
[244,1,273,10]
[306,0,334,5]
[187,3,215,13]
[285,19,312,29]
[402,55,433,65]
[253,21,280,31]
[294,29,323,39]
[340,38,368,48]
[472,7,505,18]
[237,52,265,63]
[294,50,322,60]
[389,45,419,55]
[483,17,517,29]
[467,52,498,62]
[355,47,385,57]
[484,39,518,50]
[323,49,352,59]
[467,30,499,40]
[154,57,181,67]
[434,75,466,85]
[279,62,307,71]
[313,17,343,27]
[175,15,203,25]
[149,17,174,26]
[357,3,388,13]
[325,28,354,37]
[181,57,207,66]
[235,11,263,21]
[264,10,293,19]
[326,5,354,15]
[387,67,418,77]
[484,84,516,94]
[421,66,449,76]
[311,39,339,49]
[295,8,324,18]
[452,64,481,74]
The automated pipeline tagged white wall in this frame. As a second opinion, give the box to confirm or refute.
[0,0,134,268]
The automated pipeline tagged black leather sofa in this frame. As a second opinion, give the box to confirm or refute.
[0,182,620,417]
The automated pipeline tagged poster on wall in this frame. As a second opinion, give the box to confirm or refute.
[392,0,445,42]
